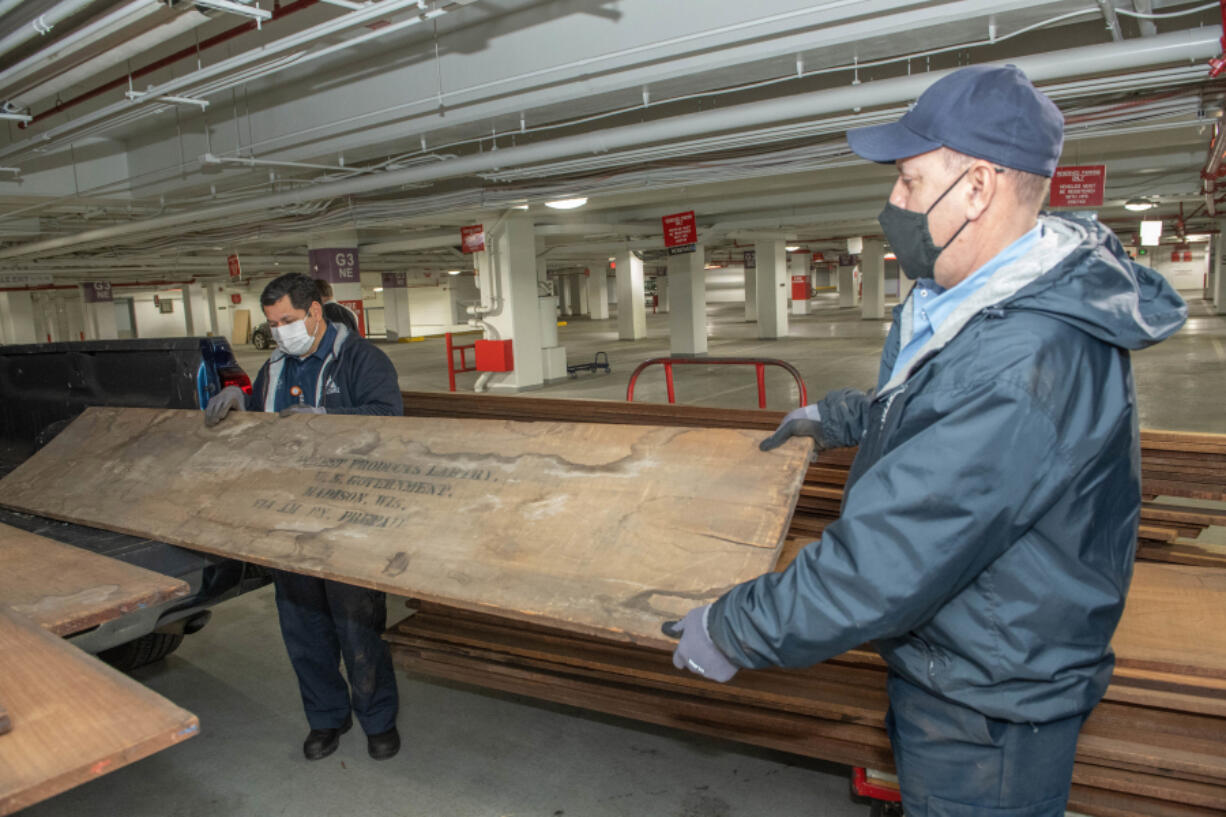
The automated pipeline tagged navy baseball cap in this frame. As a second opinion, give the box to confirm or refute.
[847,64,1064,177]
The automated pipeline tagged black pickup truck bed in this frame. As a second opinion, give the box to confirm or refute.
[0,337,268,668]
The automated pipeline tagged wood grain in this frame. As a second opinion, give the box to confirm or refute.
[1112,563,1226,680]
[0,407,811,647]
[0,522,188,636]
[0,607,198,815]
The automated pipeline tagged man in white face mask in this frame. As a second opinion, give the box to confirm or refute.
[204,272,403,763]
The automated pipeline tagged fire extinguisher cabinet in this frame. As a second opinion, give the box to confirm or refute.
[475,339,514,372]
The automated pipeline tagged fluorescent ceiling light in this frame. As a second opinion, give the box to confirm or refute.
[1140,220,1163,246]
[447,269,461,275]
[1186,233,1211,242]
[786,245,801,252]
[1124,198,1156,212]
[545,197,588,210]
[373,287,383,293]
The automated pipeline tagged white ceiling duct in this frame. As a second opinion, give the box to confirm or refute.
[0,2,211,110]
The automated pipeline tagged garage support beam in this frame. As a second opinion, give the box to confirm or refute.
[754,239,788,340]
[861,239,886,320]
[615,249,646,341]
[668,246,707,357]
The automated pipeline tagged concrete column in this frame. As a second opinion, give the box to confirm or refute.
[381,273,412,340]
[205,284,220,336]
[861,239,886,319]
[480,212,545,392]
[309,230,363,335]
[667,247,707,356]
[587,266,609,319]
[743,250,757,322]
[0,291,36,344]
[558,275,572,316]
[789,253,808,316]
[615,248,646,340]
[656,275,670,313]
[754,239,788,339]
[576,272,590,316]
[837,263,859,307]
[182,287,195,336]
[1213,224,1226,315]
[78,282,117,341]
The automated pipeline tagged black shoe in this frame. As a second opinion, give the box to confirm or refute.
[367,727,400,760]
[303,714,352,761]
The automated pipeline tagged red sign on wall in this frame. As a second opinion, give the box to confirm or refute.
[227,253,241,279]
[1049,165,1106,208]
[461,225,485,254]
[340,299,366,337]
[662,210,697,250]
[791,274,809,301]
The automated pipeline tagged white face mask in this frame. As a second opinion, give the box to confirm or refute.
[271,315,317,357]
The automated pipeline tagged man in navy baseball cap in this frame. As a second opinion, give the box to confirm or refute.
[665,63,1187,817]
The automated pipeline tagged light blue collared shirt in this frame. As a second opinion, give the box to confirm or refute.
[890,224,1041,381]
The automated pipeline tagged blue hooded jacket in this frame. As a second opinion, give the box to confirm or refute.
[707,214,1188,723]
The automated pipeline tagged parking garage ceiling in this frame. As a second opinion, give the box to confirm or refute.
[0,0,1221,282]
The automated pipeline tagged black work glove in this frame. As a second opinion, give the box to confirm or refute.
[759,403,822,451]
[204,385,247,427]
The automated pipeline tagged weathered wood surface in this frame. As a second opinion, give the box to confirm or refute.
[0,607,197,816]
[1112,562,1226,680]
[0,522,188,636]
[0,407,810,646]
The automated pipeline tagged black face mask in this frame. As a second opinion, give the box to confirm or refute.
[878,169,970,281]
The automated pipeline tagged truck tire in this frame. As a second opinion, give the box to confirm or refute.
[99,632,184,671]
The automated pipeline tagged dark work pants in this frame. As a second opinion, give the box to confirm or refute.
[272,571,399,735]
[885,673,1086,817]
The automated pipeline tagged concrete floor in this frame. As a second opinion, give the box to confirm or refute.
[25,293,1226,817]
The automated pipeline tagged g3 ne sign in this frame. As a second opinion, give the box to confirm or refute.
[308,248,359,282]
[82,281,113,303]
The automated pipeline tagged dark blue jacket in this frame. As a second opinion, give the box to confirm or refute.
[247,322,402,417]
[708,214,1187,723]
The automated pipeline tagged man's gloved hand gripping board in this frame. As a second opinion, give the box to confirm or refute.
[0,408,810,647]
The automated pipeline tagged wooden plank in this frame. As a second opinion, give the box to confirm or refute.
[0,522,188,637]
[0,607,198,815]
[0,407,811,648]
[1112,563,1226,680]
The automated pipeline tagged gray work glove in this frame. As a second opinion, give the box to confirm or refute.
[661,605,738,683]
[759,403,822,452]
[204,385,247,427]
[278,405,326,417]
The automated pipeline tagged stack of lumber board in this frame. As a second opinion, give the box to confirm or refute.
[393,391,1226,817]
[400,392,1226,570]
[0,522,197,815]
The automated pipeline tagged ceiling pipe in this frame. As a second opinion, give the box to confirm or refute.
[1201,118,1226,216]
[0,0,101,65]
[1,5,212,112]
[0,1,167,102]
[0,27,1218,261]
[17,0,319,130]
[8,0,466,152]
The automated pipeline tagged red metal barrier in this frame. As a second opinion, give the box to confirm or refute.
[625,357,808,409]
[446,333,478,392]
